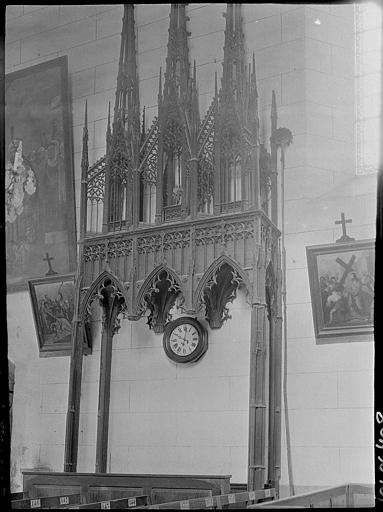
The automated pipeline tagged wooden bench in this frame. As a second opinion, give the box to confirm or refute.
[66,494,148,509]
[11,493,82,509]
[22,471,231,505]
[247,483,374,508]
[136,488,275,509]
[11,492,27,501]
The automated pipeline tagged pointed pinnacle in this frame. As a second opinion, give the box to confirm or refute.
[193,60,196,82]
[158,67,162,97]
[271,90,277,131]
[252,52,256,74]
[215,71,218,97]
[272,90,277,112]
[84,99,88,127]
[142,106,146,134]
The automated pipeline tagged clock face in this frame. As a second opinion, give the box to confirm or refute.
[163,317,208,363]
[169,322,200,357]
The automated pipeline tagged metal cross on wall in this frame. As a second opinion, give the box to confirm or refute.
[43,252,58,276]
[335,212,355,243]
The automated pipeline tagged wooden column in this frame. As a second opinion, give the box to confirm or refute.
[248,301,267,491]
[95,294,122,473]
[64,310,84,472]
[268,313,282,495]
[64,101,88,472]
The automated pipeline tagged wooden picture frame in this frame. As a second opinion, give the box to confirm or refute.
[5,56,76,292]
[306,239,374,342]
[28,273,91,357]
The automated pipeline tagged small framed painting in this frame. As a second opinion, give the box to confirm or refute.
[28,273,91,357]
[306,239,374,342]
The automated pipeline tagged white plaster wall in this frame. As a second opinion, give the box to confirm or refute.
[105,289,251,482]
[7,291,70,491]
[6,3,376,493]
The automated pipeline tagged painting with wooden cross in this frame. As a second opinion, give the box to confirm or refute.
[5,56,76,292]
[306,239,374,342]
[28,273,91,357]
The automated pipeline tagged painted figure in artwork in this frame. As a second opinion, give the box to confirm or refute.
[319,254,374,327]
[344,272,373,323]
[5,139,39,275]
[37,282,74,343]
[29,120,66,234]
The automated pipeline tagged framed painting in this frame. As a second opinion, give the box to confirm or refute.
[5,56,76,292]
[28,274,91,357]
[306,239,374,342]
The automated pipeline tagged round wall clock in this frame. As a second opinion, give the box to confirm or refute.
[163,317,208,363]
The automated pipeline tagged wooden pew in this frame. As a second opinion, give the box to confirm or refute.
[11,493,82,509]
[66,494,148,509]
[22,472,231,505]
[11,492,27,501]
[247,483,374,508]
[136,488,275,509]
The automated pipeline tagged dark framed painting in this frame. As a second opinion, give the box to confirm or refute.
[28,274,91,357]
[306,239,374,342]
[5,56,76,292]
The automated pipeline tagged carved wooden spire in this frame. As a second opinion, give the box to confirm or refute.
[113,4,140,138]
[271,89,278,134]
[221,3,246,103]
[247,52,259,137]
[80,100,89,238]
[106,101,112,155]
[163,4,191,104]
[103,4,140,231]
[81,100,89,178]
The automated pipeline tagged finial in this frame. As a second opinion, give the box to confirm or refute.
[81,99,89,177]
[252,51,256,75]
[193,59,196,83]
[107,101,111,131]
[271,90,277,132]
[215,71,218,97]
[158,66,162,102]
[141,106,146,136]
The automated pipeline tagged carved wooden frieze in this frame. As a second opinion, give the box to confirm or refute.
[163,230,190,250]
[107,238,133,258]
[84,242,107,262]
[137,234,162,254]
[195,219,254,247]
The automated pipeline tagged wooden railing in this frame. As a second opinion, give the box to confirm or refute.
[248,483,374,508]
